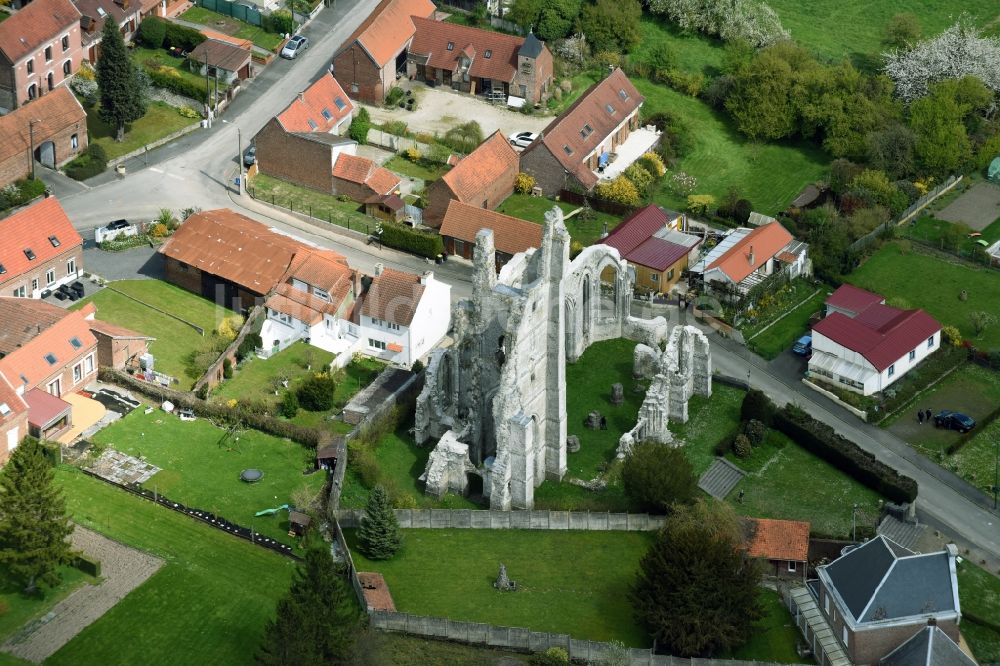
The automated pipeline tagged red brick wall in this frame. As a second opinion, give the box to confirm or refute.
[520,144,569,195]
[0,117,86,188]
[332,176,375,203]
[422,181,457,229]
[0,411,29,467]
[254,118,335,193]
[333,43,390,104]
[164,256,203,295]
[423,162,517,228]
[93,331,149,369]
[34,345,98,397]
[0,24,85,111]
[0,244,83,297]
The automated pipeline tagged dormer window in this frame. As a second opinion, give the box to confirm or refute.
[619,89,629,101]
[563,145,573,155]
[0,264,5,274]
[0,403,9,416]
[24,248,36,261]
[446,42,454,51]
[484,49,492,59]
[49,235,60,247]
[321,108,332,120]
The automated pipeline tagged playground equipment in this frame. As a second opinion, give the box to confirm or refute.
[254,504,289,517]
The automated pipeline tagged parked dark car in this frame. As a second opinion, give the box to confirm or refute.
[792,334,812,357]
[243,145,256,167]
[933,410,976,433]
[107,219,129,230]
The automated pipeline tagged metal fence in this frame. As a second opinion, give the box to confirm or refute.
[335,508,666,531]
[196,0,263,26]
[849,175,962,253]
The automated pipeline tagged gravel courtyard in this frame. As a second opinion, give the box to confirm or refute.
[936,182,1000,230]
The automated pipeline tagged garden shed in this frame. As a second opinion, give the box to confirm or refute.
[989,156,1000,183]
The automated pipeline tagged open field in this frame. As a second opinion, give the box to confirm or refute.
[49,467,297,665]
[957,560,1000,663]
[951,416,1000,498]
[847,242,1000,348]
[90,408,324,544]
[179,6,284,51]
[637,82,829,216]
[906,214,1000,262]
[346,528,654,646]
[85,101,197,161]
[73,279,235,386]
[632,15,725,77]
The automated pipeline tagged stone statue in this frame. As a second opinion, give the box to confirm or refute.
[494,562,517,591]
[585,411,603,430]
[610,383,624,406]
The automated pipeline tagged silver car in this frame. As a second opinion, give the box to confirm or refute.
[281,35,309,59]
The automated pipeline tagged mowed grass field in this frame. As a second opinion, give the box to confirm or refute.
[49,467,297,666]
[847,242,1000,348]
[346,528,654,646]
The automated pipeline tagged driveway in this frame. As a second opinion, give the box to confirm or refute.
[83,245,165,282]
[361,83,552,143]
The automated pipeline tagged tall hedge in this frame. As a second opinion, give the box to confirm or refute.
[137,17,166,49]
[773,403,918,503]
[378,221,443,259]
[164,22,206,51]
[145,65,206,101]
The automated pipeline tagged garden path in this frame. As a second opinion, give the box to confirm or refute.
[0,525,163,663]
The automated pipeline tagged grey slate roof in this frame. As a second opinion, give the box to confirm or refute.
[821,536,959,625]
[518,32,544,58]
[880,626,976,666]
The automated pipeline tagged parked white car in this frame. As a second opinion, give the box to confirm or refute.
[508,131,538,149]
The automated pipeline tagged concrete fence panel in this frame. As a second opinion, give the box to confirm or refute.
[549,511,569,530]
[335,509,668,531]
[471,510,492,528]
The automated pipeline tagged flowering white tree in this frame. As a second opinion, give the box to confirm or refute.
[883,16,1000,102]
[647,0,789,48]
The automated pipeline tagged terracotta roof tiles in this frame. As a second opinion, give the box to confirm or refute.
[189,38,252,73]
[0,373,29,426]
[409,17,545,83]
[439,200,542,256]
[706,221,793,283]
[361,268,424,326]
[332,153,400,196]
[88,319,156,340]
[0,88,87,166]
[0,0,81,63]
[441,131,519,203]
[339,0,435,68]
[745,518,810,562]
[276,73,354,133]
[0,197,82,284]
[0,299,97,390]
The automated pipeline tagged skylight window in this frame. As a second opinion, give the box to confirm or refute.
[484,49,492,59]
[49,235,60,247]
[580,124,593,139]
[24,248,35,261]
[563,145,573,156]
[334,97,346,110]
[618,88,629,101]
[446,42,454,51]
[0,403,10,417]
[321,108,332,120]
[307,119,318,130]
[70,336,82,349]
[605,103,615,115]
[0,264,5,275]
[44,353,57,366]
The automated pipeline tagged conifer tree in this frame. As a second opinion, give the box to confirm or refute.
[358,485,401,560]
[96,18,146,141]
[256,548,359,665]
[0,438,74,594]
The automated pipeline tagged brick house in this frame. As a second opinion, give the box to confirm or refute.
[407,18,552,105]
[520,68,644,195]
[75,0,141,62]
[439,200,541,269]
[88,319,153,370]
[807,536,962,666]
[332,0,435,103]
[0,196,84,298]
[743,517,809,582]
[423,131,519,228]
[331,152,401,202]
[0,298,98,461]
[0,87,87,185]
[0,0,84,113]
[601,204,701,295]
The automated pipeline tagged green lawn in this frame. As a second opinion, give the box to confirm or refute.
[951,416,1000,498]
[345,528,654,646]
[85,100,198,161]
[746,287,828,360]
[847,241,1000,347]
[354,631,530,665]
[132,46,215,96]
[638,81,829,216]
[179,6,284,51]
[669,385,746,474]
[0,565,95,642]
[496,193,621,246]
[49,467,297,666]
[248,173,376,233]
[905,214,1000,261]
[957,560,1000,663]
[725,589,805,664]
[768,0,1000,63]
[73,279,235,387]
[383,155,450,182]
[90,408,324,545]
[631,15,726,77]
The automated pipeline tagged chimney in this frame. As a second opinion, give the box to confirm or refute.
[298,92,305,102]
[419,270,432,285]
[748,245,755,267]
[927,617,937,626]
[373,263,384,277]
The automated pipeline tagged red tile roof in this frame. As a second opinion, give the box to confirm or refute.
[276,74,354,133]
[76,0,139,44]
[0,197,82,283]
[361,268,425,326]
[440,200,542,256]
[602,204,672,255]
[0,0,81,62]
[707,221,793,283]
[189,38,252,73]
[409,17,546,83]
[0,298,67,355]
[745,518,810,562]
[24,387,71,428]
[332,153,400,196]
[0,88,88,171]
[826,284,885,315]
[0,299,97,390]
[339,0,436,68]
[528,68,643,189]
[357,572,396,612]
[0,373,29,426]
[812,308,941,372]
[88,319,155,340]
[264,291,324,326]
[625,237,691,272]
[440,131,519,204]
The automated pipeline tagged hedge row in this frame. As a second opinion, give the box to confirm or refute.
[99,368,329,449]
[64,145,108,181]
[378,220,444,259]
[145,65,206,102]
[774,402,918,503]
[946,402,1000,455]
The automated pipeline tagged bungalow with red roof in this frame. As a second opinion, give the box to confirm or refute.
[743,517,810,582]
[0,298,98,460]
[689,221,809,295]
[188,38,253,85]
[809,285,941,395]
[0,87,87,184]
[332,0,436,103]
[601,204,700,294]
[407,18,552,105]
[423,131,519,228]
[0,0,83,112]
[439,200,542,269]
[0,197,84,299]
[520,69,647,195]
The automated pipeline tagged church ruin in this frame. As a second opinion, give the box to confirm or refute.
[415,207,667,509]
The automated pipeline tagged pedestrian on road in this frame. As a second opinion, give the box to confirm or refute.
[925,408,933,423]
[918,410,924,424]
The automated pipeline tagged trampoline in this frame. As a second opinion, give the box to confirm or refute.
[240,469,264,483]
